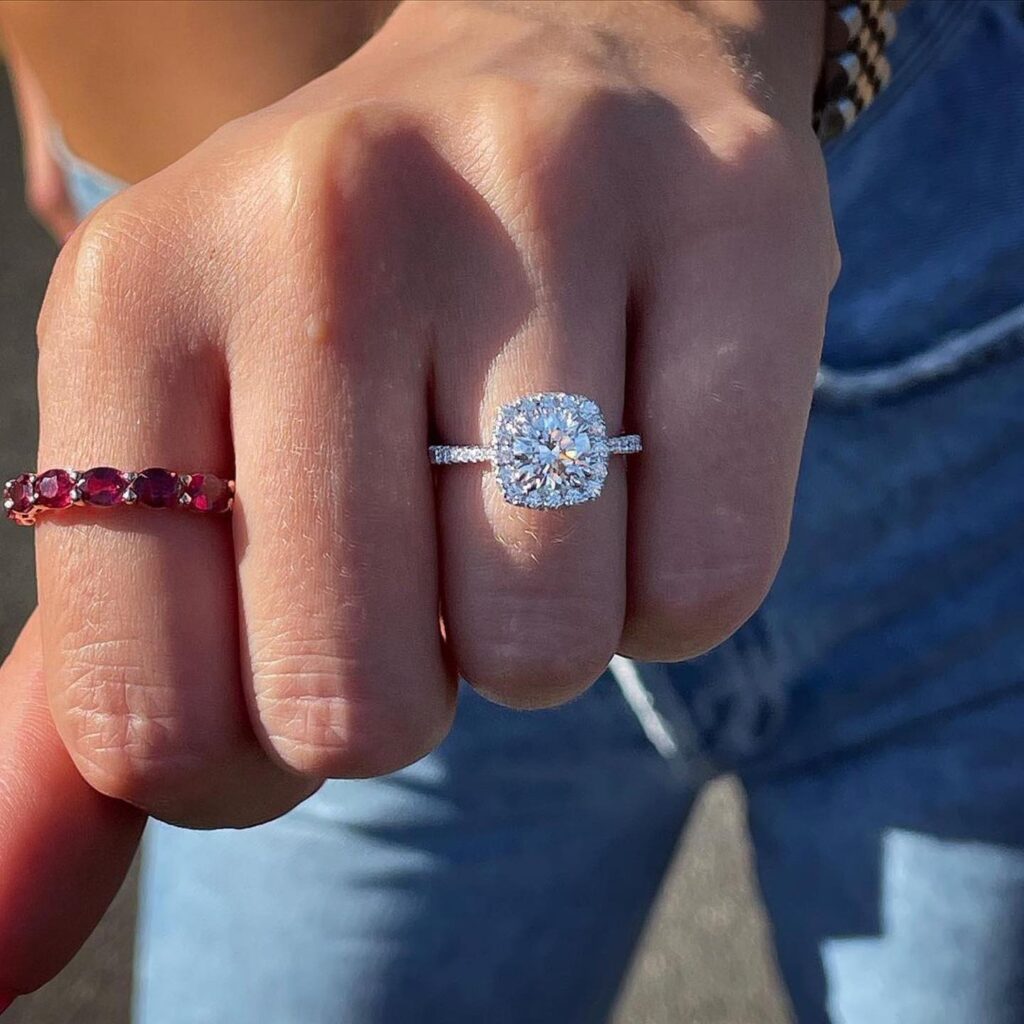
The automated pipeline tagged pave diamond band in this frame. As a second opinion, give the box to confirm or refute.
[428,445,494,466]
[606,435,643,455]
[4,467,234,526]
[430,392,641,509]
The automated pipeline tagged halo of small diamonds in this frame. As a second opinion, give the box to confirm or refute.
[4,467,234,525]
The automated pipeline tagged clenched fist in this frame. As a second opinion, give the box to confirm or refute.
[33,0,837,829]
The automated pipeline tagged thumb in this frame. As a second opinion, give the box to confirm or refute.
[0,610,145,1002]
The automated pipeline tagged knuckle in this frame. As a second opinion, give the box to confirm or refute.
[466,73,546,135]
[456,601,622,709]
[228,101,426,370]
[39,198,165,347]
[56,639,205,810]
[252,633,452,778]
[694,110,837,280]
[277,100,419,209]
[461,75,611,193]
[456,75,573,207]
[626,544,785,661]
[54,629,304,827]
[709,110,817,201]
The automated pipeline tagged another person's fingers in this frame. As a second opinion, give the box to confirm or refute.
[621,126,837,660]
[433,92,632,707]
[35,193,317,825]
[0,611,144,1001]
[229,113,456,779]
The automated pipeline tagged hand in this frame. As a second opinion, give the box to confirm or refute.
[33,0,838,832]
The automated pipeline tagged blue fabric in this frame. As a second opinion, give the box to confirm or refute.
[822,0,1024,371]
[48,126,125,221]
[63,0,1016,1020]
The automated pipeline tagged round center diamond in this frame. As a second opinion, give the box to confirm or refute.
[511,409,595,492]
[494,393,609,508]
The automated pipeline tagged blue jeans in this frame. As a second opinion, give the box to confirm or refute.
[58,1,1024,1021]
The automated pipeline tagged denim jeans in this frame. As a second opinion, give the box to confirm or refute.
[56,1,1024,1021]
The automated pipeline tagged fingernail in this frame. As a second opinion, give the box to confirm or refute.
[0,990,17,1014]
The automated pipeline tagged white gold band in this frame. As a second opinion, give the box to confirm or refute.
[428,444,493,466]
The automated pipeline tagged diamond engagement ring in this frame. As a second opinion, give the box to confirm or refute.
[429,392,641,509]
[4,467,234,526]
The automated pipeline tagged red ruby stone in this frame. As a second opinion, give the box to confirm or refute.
[134,468,179,508]
[7,474,35,514]
[183,473,231,513]
[80,467,128,507]
[35,469,75,509]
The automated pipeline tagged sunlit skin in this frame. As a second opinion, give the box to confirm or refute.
[0,1,397,180]
[0,0,833,1002]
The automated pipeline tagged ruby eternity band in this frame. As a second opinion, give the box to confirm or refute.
[4,467,234,526]
[429,392,641,509]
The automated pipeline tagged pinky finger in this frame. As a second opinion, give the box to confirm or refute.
[0,611,145,1001]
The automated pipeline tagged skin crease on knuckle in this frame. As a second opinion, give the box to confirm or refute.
[254,660,454,780]
[47,607,319,828]
[242,557,453,782]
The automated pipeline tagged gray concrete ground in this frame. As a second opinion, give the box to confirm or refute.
[0,76,790,1024]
